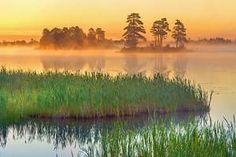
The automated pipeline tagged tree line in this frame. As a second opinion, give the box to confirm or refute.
[123,13,187,49]
[39,26,112,49]
[0,39,38,47]
[189,37,233,45]
[39,13,187,50]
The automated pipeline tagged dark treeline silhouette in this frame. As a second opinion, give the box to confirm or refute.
[6,13,234,51]
[189,37,234,45]
[122,13,188,51]
[151,18,171,48]
[0,39,38,47]
[39,26,114,49]
[122,13,146,48]
[172,20,187,48]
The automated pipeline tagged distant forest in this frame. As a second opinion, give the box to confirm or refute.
[39,27,114,49]
[189,37,233,45]
[0,39,38,47]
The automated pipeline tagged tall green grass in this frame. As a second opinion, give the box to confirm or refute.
[101,119,236,157]
[0,118,235,156]
[0,67,211,120]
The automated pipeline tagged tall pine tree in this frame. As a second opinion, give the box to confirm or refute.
[151,18,170,48]
[123,13,146,48]
[172,20,187,48]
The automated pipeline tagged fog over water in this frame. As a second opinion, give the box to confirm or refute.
[0,46,236,121]
[0,46,236,157]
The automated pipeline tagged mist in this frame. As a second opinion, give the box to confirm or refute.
[0,45,236,74]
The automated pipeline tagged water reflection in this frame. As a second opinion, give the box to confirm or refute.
[41,56,86,72]
[123,54,146,75]
[41,56,106,73]
[0,125,7,147]
[172,54,187,78]
[152,55,170,77]
[40,54,188,78]
[0,113,207,156]
[0,48,236,125]
[87,56,105,72]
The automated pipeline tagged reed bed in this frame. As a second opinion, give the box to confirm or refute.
[0,67,211,120]
[101,119,236,157]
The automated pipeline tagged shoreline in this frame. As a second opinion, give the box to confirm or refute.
[28,109,209,121]
[120,47,194,53]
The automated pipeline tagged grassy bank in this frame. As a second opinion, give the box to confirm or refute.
[0,68,211,121]
[101,119,236,157]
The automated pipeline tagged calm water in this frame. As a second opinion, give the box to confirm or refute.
[0,47,236,156]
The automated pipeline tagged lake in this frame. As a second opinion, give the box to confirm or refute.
[0,46,236,156]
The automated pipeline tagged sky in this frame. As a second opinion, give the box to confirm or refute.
[0,0,236,41]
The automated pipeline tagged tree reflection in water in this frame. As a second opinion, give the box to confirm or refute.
[123,54,146,75]
[0,112,207,156]
[40,54,187,78]
[173,54,187,78]
[41,55,106,73]
[152,55,170,77]
[87,56,105,72]
[41,56,86,72]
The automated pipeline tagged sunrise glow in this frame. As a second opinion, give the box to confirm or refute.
[0,0,235,40]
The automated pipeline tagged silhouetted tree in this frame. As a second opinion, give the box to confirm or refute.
[87,28,97,46]
[51,27,65,48]
[69,26,87,48]
[172,20,187,48]
[39,26,87,49]
[39,26,111,49]
[151,18,170,48]
[39,28,51,47]
[96,28,105,41]
[123,13,146,48]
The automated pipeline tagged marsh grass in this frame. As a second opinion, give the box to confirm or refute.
[0,67,211,121]
[1,118,235,156]
[101,119,236,157]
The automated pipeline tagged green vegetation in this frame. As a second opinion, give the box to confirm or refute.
[1,118,235,157]
[0,67,211,121]
[1,118,235,156]
[101,119,236,157]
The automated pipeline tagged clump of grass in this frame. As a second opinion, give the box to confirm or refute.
[101,119,236,157]
[0,68,211,120]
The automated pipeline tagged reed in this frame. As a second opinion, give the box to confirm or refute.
[0,67,211,121]
[101,119,236,157]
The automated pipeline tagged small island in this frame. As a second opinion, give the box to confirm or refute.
[121,13,188,52]
[37,13,188,52]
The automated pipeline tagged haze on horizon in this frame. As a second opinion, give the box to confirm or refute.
[0,0,236,41]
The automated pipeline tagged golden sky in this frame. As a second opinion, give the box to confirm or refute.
[0,0,236,40]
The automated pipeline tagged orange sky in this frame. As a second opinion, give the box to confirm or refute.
[0,0,236,41]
